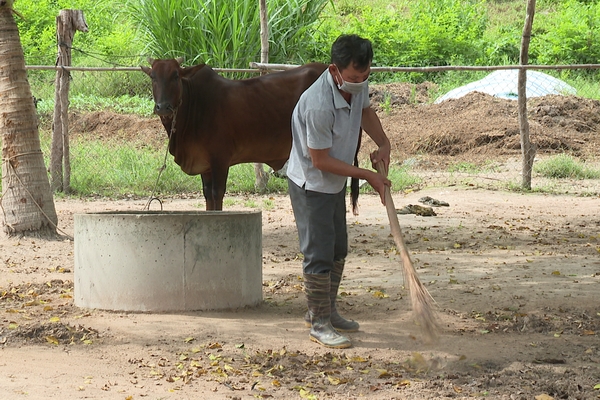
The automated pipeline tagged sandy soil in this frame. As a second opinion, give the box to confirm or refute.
[1,188,599,400]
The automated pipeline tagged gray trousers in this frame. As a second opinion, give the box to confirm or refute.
[288,179,348,275]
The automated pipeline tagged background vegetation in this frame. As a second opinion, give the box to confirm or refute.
[125,0,330,68]
[15,0,600,80]
[15,0,600,120]
[5,0,600,197]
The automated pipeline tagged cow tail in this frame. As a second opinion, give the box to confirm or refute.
[350,129,362,216]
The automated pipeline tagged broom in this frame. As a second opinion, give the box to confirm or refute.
[374,160,440,343]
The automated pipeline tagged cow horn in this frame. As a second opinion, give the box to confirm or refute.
[147,57,155,65]
[175,56,184,65]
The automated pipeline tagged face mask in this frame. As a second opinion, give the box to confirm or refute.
[336,69,368,95]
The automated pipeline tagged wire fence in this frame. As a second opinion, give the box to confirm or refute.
[24,63,600,197]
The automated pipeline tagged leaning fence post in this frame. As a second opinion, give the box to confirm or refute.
[518,0,537,190]
[50,9,88,193]
[253,0,270,192]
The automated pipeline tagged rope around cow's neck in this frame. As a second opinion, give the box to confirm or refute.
[143,107,178,211]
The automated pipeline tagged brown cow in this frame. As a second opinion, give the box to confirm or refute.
[141,58,327,210]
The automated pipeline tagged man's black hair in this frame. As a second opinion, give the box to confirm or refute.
[331,34,373,71]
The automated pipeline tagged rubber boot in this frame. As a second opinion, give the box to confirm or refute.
[304,261,359,332]
[304,273,351,349]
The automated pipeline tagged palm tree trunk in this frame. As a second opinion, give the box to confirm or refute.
[0,3,58,236]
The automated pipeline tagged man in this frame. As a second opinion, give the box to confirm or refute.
[287,34,392,349]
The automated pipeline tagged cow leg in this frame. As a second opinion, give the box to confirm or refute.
[200,172,213,210]
[208,163,229,211]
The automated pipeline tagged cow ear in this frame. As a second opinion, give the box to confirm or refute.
[175,56,184,65]
[140,65,151,76]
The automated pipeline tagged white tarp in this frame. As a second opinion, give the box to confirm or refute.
[435,69,576,103]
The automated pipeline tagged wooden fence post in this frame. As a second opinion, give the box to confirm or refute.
[518,0,537,190]
[254,0,270,192]
[50,9,87,193]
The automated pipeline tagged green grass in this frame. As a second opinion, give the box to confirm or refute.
[244,199,259,208]
[357,162,421,194]
[447,161,502,174]
[28,133,296,197]
[68,139,199,197]
[262,199,276,210]
[387,165,421,190]
[448,162,481,174]
[69,94,154,117]
[222,198,239,207]
[5,130,598,199]
[2,131,421,197]
[216,196,275,210]
[126,0,328,68]
[36,95,154,117]
[534,154,600,179]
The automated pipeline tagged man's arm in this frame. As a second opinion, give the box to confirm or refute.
[361,107,391,170]
[309,148,391,205]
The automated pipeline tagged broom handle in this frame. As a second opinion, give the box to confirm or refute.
[374,160,413,266]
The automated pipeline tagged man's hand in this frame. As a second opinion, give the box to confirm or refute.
[370,145,391,173]
[366,170,391,205]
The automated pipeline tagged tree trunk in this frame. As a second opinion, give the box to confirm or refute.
[0,3,58,236]
[519,0,537,190]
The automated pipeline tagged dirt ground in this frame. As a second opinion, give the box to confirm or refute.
[1,88,600,399]
[1,190,599,399]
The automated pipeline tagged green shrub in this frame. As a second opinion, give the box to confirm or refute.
[16,0,143,66]
[531,0,600,65]
[17,0,600,99]
[482,26,522,65]
[17,0,146,104]
[312,0,487,83]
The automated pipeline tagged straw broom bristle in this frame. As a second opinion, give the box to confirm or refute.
[403,255,440,343]
[375,160,441,343]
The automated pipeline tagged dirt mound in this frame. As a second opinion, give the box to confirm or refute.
[367,87,600,167]
[40,85,600,170]
[42,110,166,148]
[370,81,439,107]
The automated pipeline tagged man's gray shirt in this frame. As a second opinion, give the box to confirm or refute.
[287,69,370,194]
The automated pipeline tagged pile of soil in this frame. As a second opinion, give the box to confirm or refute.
[46,85,600,171]
[368,87,600,168]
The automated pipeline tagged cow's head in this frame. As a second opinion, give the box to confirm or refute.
[141,57,184,117]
